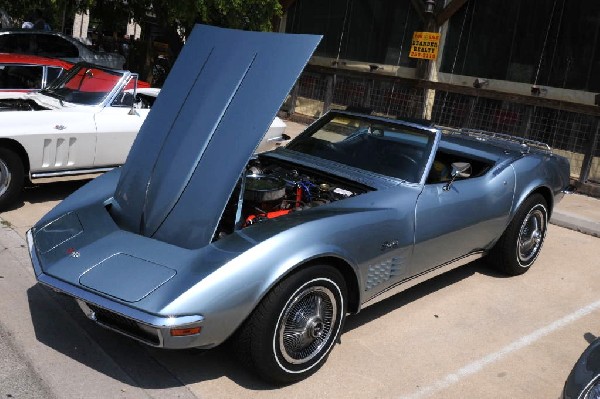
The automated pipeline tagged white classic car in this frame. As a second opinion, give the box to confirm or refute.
[0,62,287,210]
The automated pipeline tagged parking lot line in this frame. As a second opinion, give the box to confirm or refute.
[400,298,600,399]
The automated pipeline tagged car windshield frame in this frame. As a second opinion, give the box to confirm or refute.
[41,63,127,106]
[286,112,437,184]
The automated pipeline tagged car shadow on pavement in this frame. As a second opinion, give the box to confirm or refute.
[4,180,92,212]
[26,258,508,392]
[26,284,274,391]
[344,259,507,334]
[23,180,92,204]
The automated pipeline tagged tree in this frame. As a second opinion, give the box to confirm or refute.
[0,0,281,35]
[124,0,282,82]
[0,0,93,30]
[104,0,282,38]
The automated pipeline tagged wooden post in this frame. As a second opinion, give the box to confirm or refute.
[288,83,299,115]
[579,117,600,183]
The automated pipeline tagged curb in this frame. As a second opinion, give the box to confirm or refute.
[550,211,600,238]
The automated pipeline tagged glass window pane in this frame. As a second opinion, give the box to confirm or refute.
[0,65,43,90]
[35,34,79,58]
[0,34,33,54]
[46,67,64,86]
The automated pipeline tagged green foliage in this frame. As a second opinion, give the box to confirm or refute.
[0,0,282,81]
[115,0,282,34]
[0,0,282,34]
[195,0,283,31]
[0,0,94,29]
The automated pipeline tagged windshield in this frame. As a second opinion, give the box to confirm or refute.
[286,113,435,183]
[41,64,125,105]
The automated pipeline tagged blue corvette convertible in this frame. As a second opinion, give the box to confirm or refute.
[27,24,571,384]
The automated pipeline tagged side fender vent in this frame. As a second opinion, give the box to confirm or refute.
[365,257,404,291]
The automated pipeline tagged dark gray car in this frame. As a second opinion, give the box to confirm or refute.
[564,338,600,399]
[0,29,124,69]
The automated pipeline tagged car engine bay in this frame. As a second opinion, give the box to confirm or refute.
[215,157,371,239]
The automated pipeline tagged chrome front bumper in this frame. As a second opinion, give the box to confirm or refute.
[26,229,208,349]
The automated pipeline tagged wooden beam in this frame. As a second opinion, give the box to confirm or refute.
[436,0,469,26]
[304,64,600,117]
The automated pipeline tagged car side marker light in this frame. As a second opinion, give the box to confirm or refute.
[170,327,202,336]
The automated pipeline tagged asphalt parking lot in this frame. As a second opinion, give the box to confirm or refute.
[1,176,599,399]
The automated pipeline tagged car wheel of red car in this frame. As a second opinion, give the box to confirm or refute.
[490,193,548,275]
[0,148,24,211]
[235,265,347,384]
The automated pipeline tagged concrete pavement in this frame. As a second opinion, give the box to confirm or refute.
[1,214,599,398]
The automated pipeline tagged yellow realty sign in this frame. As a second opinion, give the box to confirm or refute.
[409,31,440,60]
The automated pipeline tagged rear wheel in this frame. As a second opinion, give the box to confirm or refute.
[0,148,24,211]
[234,265,347,384]
[489,193,548,275]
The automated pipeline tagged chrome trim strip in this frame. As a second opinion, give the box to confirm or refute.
[442,127,552,153]
[30,167,116,180]
[361,251,484,311]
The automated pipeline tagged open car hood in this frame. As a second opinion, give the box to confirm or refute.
[111,25,320,248]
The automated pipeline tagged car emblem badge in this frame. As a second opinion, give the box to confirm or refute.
[66,247,80,258]
[380,240,399,251]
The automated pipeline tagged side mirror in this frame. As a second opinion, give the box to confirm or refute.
[451,162,472,178]
[443,162,471,191]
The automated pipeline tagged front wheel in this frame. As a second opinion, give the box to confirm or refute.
[234,265,347,384]
[0,148,25,211]
[489,193,548,275]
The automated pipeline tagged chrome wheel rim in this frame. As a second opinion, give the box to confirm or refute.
[278,285,337,365]
[517,206,546,264]
[0,158,11,198]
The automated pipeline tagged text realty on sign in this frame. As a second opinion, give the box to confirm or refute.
[409,31,440,60]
